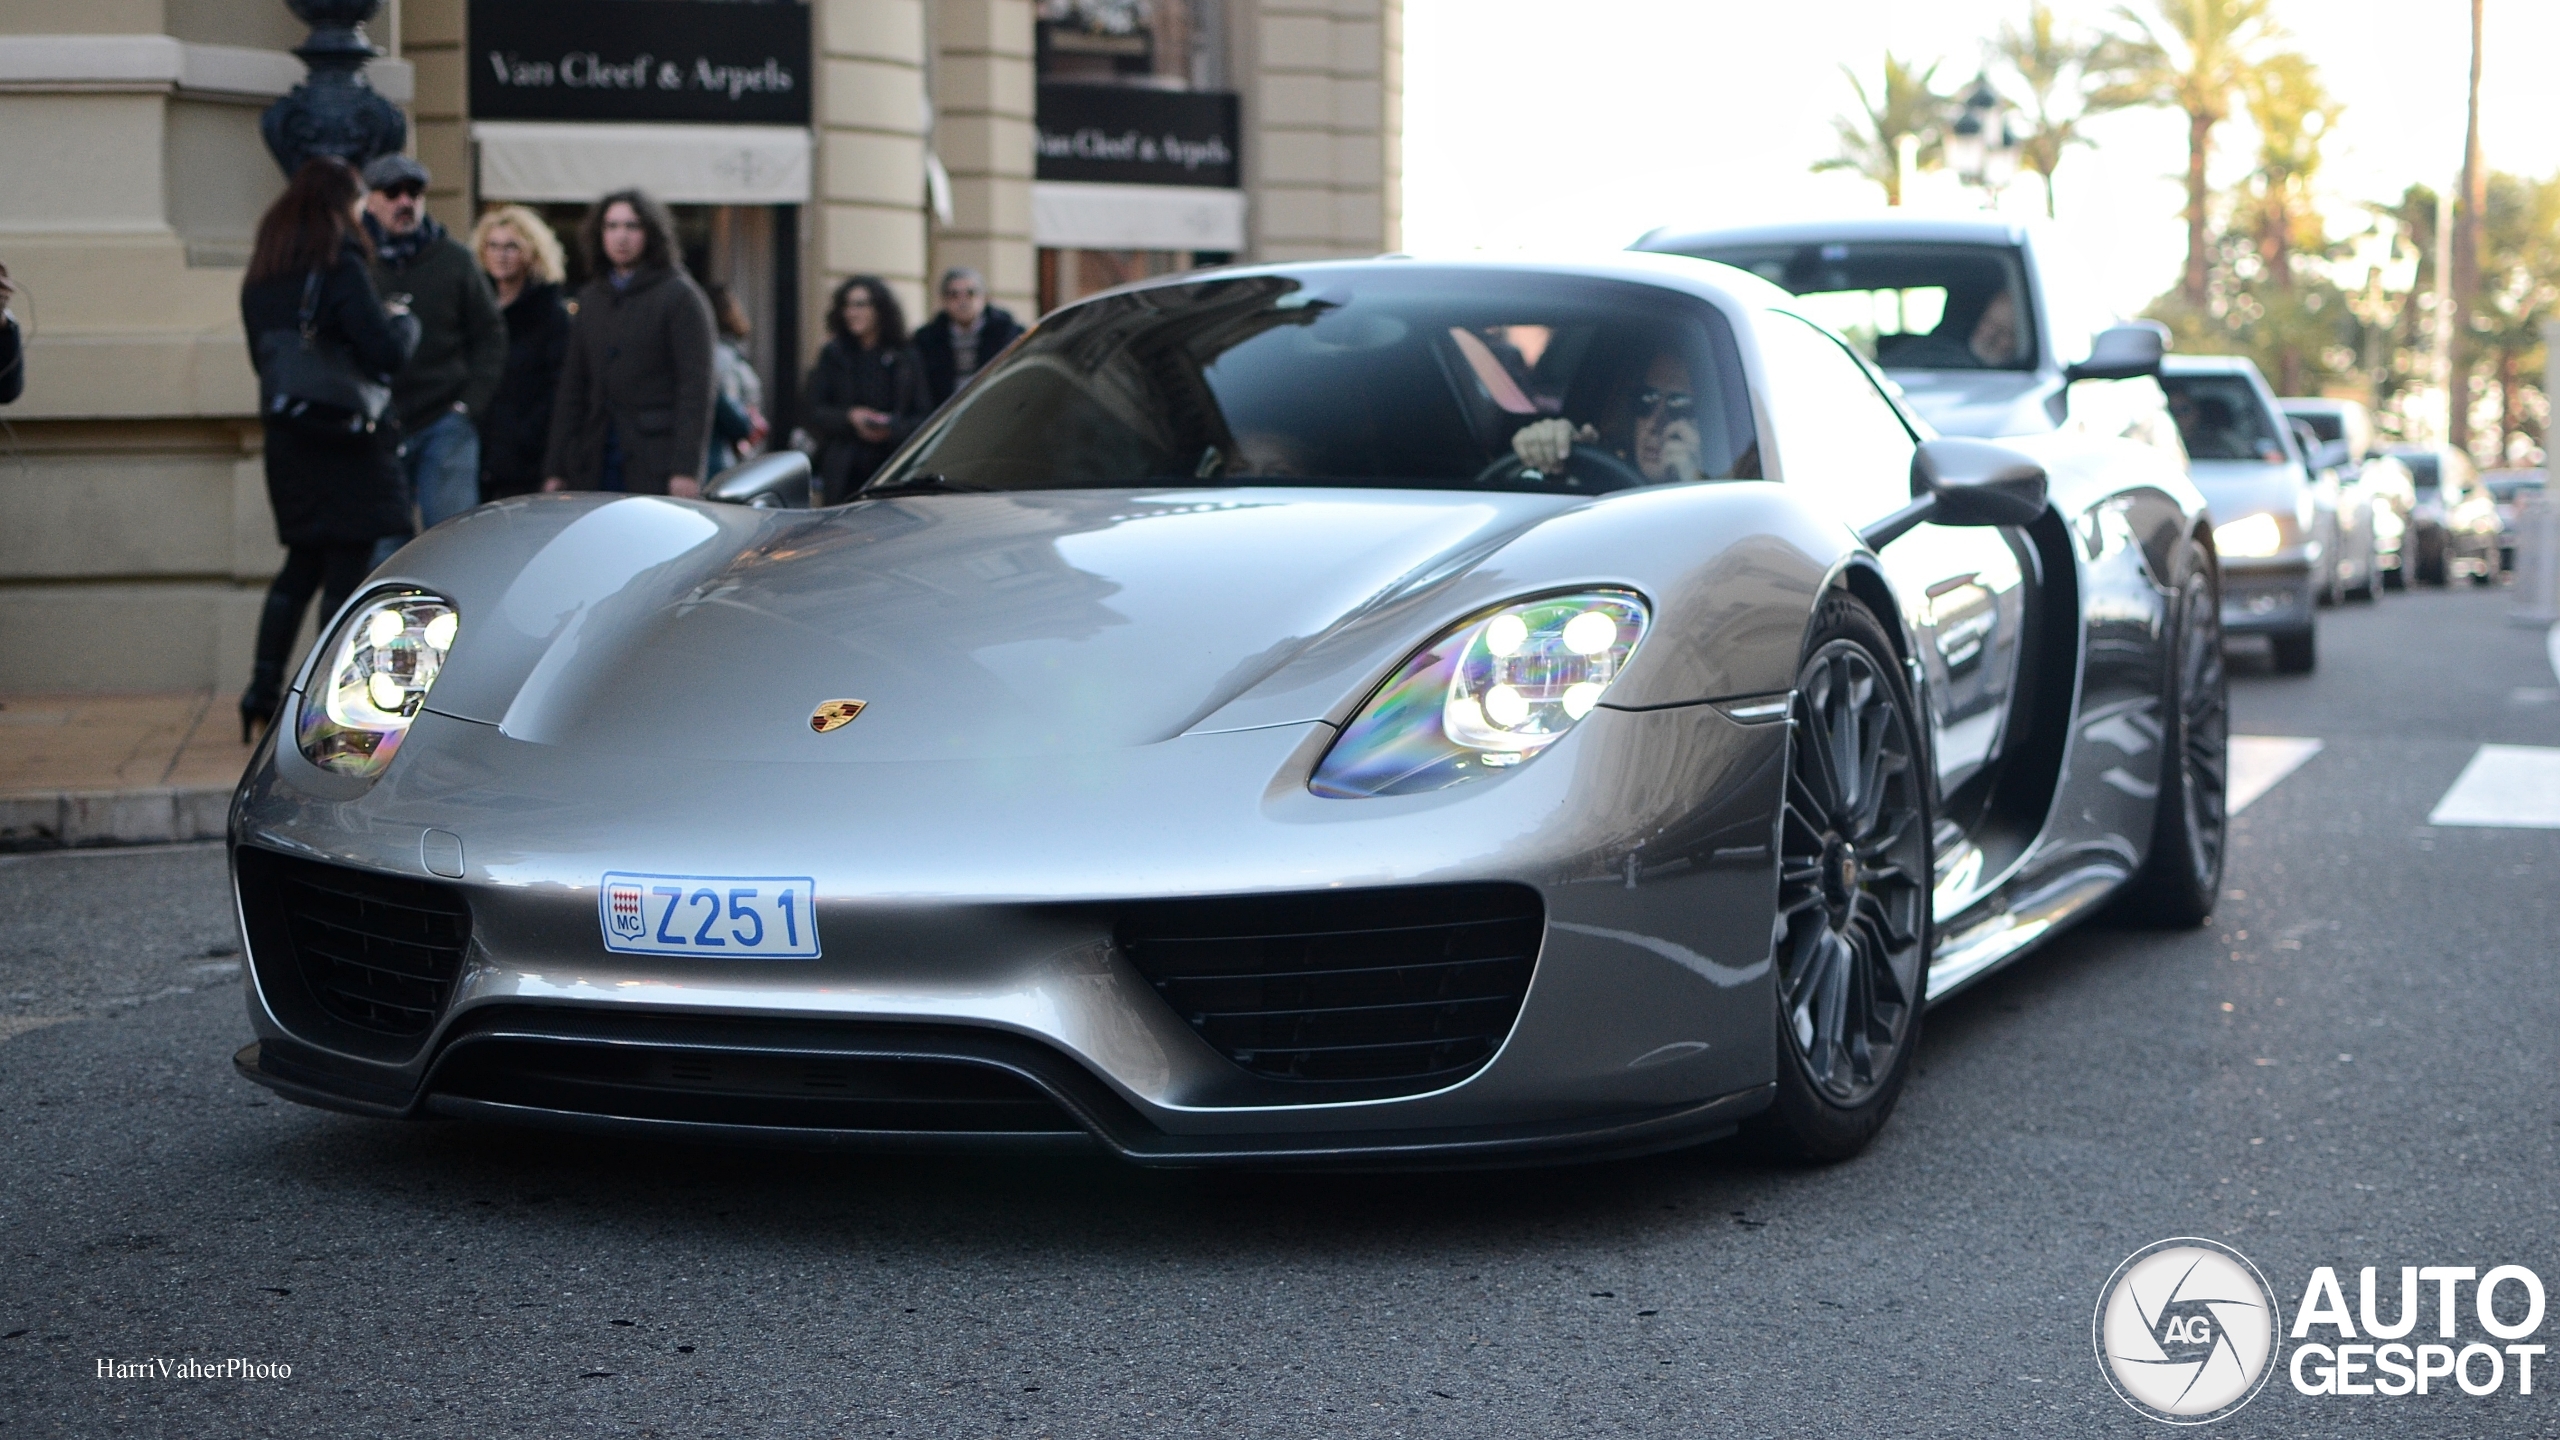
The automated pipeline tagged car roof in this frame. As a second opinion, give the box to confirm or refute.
[1066,251,1800,318]
[2159,354,2263,376]
[1634,215,2029,252]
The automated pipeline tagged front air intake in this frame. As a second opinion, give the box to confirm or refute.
[1115,883,1543,1098]
[236,848,471,1056]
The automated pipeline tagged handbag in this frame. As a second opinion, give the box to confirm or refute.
[254,271,392,435]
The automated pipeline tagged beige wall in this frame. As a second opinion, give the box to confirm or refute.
[815,0,931,332]
[930,0,1035,322]
[1239,0,1396,261]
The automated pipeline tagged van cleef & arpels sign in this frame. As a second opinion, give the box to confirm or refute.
[467,0,812,126]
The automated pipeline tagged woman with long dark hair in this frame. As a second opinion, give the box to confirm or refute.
[540,189,716,496]
[237,154,419,740]
[804,275,929,503]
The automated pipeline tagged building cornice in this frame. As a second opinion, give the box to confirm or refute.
[0,34,413,106]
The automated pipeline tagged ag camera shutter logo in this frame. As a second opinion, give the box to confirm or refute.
[2094,1238,2281,1424]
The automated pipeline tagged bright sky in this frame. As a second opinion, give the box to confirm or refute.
[1402,0,2560,318]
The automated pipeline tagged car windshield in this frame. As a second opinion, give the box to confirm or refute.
[2160,374,2288,462]
[865,271,1760,495]
[2398,452,2442,488]
[1675,241,2037,372]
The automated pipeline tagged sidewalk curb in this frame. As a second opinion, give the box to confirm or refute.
[0,787,233,850]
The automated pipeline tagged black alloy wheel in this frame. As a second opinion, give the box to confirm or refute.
[1758,594,1931,1161]
[2120,541,2229,926]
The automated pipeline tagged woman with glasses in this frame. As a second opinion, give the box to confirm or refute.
[469,205,572,501]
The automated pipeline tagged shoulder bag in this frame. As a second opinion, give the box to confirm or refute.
[254,270,392,436]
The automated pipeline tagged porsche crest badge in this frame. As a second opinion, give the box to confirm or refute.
[810,699,868,733]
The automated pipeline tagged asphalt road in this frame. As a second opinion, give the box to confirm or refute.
[3,585,2555,1438]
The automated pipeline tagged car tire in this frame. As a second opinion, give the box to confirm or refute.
[2118,540,2228,927]
[2270,626,2316,674]
[1752,592,1932,1164]
[2346,528,2380,602]
[2382,560,2408,592]
[2417,532,2449,586]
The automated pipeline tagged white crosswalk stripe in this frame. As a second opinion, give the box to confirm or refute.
[2428,744,2560,829]
[2228,736,2322,814]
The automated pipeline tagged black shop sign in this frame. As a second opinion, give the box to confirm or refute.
[469,0,811,125]
[1035,83,1240,189]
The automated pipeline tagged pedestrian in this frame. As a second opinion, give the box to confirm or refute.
[705,283,768,476]
[0,257,23,405]
[469,204,572,500]
[542,190,717,497]
[805,275,928,503]
[236,155,420,741]
[360,154,504,549]
[912,265,1023,406]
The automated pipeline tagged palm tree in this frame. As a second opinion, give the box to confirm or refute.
[1814,54,1948,208]
[1994,2,2120,218]
[2092,0,2286,309]
[2449,0,2486,456]
[2239,51,2338,292]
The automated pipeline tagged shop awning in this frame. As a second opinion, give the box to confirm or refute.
[473,122,812,205]
[1032,181,1246,252]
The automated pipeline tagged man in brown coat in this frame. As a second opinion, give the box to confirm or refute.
[542,190,715,496]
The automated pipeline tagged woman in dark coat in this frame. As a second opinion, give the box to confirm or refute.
[469,204,573,500]
[237,155,420,740]
[805,275,929,504]
[541,189,716,496]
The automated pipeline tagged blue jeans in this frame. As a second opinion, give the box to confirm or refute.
[373,408,481,567]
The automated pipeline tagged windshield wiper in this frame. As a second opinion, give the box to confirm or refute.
[859,473,990,498]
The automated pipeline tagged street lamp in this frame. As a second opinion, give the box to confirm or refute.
[259,0,406,177]
[1946,76,2018,205]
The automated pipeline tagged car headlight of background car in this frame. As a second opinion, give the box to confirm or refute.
[295,590,459,779]
[1310,590,1649,799]
[2212,511,2287,559]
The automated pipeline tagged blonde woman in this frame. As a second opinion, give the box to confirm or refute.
[470,205,573,499]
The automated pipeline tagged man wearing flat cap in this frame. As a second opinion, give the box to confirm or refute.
[362,153,504,556]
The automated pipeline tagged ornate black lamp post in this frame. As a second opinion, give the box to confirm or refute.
[259,0,407,176]
[1945,76,2019,206]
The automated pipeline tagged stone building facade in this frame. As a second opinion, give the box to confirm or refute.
[0,0,1400,694]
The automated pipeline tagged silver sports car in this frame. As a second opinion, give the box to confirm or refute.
[230,254,2227,1165]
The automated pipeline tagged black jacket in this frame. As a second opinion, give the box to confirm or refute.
[804,337,929,502]
[240,239,420,546]
[543,265,718,493]
[365,217,505,436]
[912,306,1024,405]
[478,280,571,498]
[0,315,21,405]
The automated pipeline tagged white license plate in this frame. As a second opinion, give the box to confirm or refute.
[598,872,820,959]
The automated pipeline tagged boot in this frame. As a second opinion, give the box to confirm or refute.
[239,662,284,744]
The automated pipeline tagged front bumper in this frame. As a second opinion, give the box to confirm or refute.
[231,698,1791,1165]
[2218,559,2317,634]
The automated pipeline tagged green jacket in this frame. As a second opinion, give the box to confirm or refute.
[368,221,505,436]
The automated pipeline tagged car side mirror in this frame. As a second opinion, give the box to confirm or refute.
[2065,322,2168,383]
[1861,438,2049,548]
[2308,438,2351,473]
[705,450,813,509]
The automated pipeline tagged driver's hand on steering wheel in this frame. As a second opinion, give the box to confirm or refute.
[1512,418,1599,471]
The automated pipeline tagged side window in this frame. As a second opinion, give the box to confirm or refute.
[1757,312,1919,525]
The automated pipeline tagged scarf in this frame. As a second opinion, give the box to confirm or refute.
[366,212,447,269]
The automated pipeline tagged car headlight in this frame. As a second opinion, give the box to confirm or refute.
[2213,511,2285,559]
[295,590,459,778]
[1310,590,1649,798]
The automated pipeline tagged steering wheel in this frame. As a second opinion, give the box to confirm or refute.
[1470,443,1653,493]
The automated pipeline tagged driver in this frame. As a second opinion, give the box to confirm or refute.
[1507,349,1706,484]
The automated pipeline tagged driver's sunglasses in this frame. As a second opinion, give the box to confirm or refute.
[380,182,426,200]
[1633,389,1695,419]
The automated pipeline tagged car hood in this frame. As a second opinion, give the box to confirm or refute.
[413,489,1575,763]
[2185,458,2305,522]
[1881,368,2060,438]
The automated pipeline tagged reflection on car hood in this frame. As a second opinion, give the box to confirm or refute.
[1882,368,2058,438]
[432,489,1573,762]
[2185,458,2304,521]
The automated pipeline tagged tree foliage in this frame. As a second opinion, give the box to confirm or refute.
[1814,53,1948,207]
